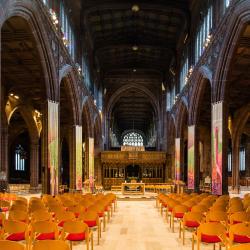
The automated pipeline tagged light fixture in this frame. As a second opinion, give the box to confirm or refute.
[203,33,212,48]
[161,83,166,91]
[14,95,19,100]
[185,65,194,84]
[133,68,137,72]
[9,93,14,97]
[62,36,69,46]
[132,45,138,51]
[132,4,140,12]
[49,9,59,28]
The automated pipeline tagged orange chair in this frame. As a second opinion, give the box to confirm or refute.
[171,205,189,232]
[61,221,93,250]
[229,243,250,250]
[183,200,197,211]
[0,240,24,250]
[1,220,29,248]
[180,212,203,245]
[166,199,180,224]
[227,222,250,247]
[29,203,46,214]
[0,200,10,212]
[8,210,29,223]
[31,210,52,223]
[192,222,227,250]
[227,204,244,215]
[88,204,106,231]
[9,204,28,212]
[79,211,101,244]
[191,205,209,214]
[54,211,75,227]
[32,240,70,250]
[229,211,249,225]
[0,212,6,227]
[67,205,86,218]
[206,211,228,226]
[29,221,59,247]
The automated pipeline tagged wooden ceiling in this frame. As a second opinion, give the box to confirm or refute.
[82,0,190,135]
[1,17,46,111]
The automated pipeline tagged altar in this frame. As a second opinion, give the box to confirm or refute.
[121,182,145,195]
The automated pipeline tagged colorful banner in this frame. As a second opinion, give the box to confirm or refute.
[88,138,94,193]
[212,102,223,195]
[188,125,195,189]
[75,126,82,190]
[48,101,59,195]
[175,138,181,180]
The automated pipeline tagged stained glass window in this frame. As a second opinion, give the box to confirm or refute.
[15,145,26,171]
[123,132,144,146]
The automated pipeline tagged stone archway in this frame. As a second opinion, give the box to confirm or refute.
[0,13,56,192]
[105,83,160,150]
[188,72,212,191]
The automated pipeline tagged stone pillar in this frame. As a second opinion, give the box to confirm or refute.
[232,142,240,192]
[30,142,39,189]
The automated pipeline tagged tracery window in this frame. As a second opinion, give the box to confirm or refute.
[239,148,246,171]
[123,132,144,146]
[195,6,213,63]
[15,145,26,171]
[225,0,231,8]
[228,152,232,172]
[60,2,76,61]
[180,56,188,90]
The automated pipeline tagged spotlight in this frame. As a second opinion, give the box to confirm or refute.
[133,68,137,72]
[132,45,138,51]
[132,4,140,12]
[9,93,14,97]
[14,95,19,100]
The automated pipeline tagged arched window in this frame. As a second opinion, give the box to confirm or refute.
[122,132,144,146]
[15,145,26,171]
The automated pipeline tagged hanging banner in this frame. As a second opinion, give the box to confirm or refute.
[48,101,59,195]
[75,126,83,190]
[175,138,181,180]
[212,102,223,195]
[188,125,195,189]
[88,138,94,193]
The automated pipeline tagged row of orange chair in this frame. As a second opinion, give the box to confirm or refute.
[157,192,250,250]
[0,192,117,250]
[0,240,71,250]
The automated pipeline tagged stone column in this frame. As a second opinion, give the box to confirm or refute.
[231,142,240,192]
[30,142,39,189]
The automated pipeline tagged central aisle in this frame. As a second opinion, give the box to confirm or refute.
[91,200,195,250]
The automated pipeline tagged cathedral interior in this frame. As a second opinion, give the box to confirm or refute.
[0,0,250,250]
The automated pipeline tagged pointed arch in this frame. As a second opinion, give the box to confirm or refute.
[0,0,58,100]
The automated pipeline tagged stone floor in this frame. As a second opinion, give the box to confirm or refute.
[74,200,212,250]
